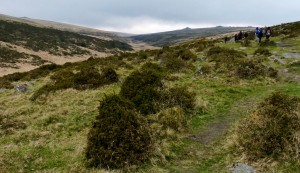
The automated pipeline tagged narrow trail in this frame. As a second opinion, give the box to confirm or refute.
[189,97,259,145]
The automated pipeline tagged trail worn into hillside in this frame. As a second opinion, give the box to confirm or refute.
[189,97,258,144]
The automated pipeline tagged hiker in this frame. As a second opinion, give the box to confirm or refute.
[265,27,272,40]
[244,32,249,39]
[238,31,243,40]
[234,34,238,42]
[224,36,228,43]
[254,27,259,41]
[258,28,264,43]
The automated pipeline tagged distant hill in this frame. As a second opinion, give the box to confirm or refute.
[0,14,132,40]
[0,18,133,75]
[130,26,255,46]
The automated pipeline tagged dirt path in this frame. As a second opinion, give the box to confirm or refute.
[189,97,259,144]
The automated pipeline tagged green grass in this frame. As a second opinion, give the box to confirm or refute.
[1,22,300,173]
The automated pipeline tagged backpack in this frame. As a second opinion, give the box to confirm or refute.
[258,29,263,36]
[266,29,271,36]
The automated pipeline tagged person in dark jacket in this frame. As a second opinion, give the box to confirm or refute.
[237,31,243,40]
[258,28,264,43]
[265,27,272,40]
[234,34,238,42]
[224,36,228,43]
[244,32,249,39]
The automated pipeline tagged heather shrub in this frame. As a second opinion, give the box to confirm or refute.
[259,40,276,47]
[206,46,246,70]
[161,87,196,111]
[235,59,268,79]
[120,63,164,115]
[73,68,103,90]
[254,48,272,56]
[176,48,197,61]
[232,92,300,162]
[101,67,119,84]
[85,95,152,169]
[157,106,187,131]
[31,67,118,100]
[0,114,27,135]
[0,79,13,89]
[241,39,251,47]
[163,55,187,72]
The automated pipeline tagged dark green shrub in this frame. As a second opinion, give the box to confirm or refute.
[0,79,13,89]
[73,68,102,90]
[241,39,251,47]
[267,67,278,78]
[157,106,187,131]
[207,46,246,70]
[86,95,152,169]
[31,67,119,100]
[233,92,300,162]
[176,49,197,61]
[259,40,276,47]
[101,67,119,84]
[161,87,196,111]
[254,48,272,56]
[0,114,27,135]
[120,63,164,115]
[236,59,268,79]
[2,72,27,82]
[163,56,187,72]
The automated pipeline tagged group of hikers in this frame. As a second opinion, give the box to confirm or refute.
[224,26,272,43]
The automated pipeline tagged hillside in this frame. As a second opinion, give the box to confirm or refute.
[0,21,300,173]
[0,14,128,40]
[0,19,133,76]
[130,26,255,46]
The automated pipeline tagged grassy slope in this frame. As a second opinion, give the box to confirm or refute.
[0,23,300,172]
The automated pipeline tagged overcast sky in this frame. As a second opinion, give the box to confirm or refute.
[1,0,299,34]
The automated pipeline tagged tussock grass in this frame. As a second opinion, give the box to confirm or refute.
[228,92,300,171]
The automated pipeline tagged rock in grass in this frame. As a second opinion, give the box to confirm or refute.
[230,163,255,173]
[14,84,29,92]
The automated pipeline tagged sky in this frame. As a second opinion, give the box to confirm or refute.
[0,0,299,34]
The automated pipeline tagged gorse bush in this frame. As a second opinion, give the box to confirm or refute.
[157,106,187,131]
[206,46,246,70]
[155,47,196,72]
[235,59,274,79]
[31,67,118,100]
[161,87,196,111]
[0,63,61,89]
[259,40,276,47]
[254,48,272,56]
[85,95,153,169]
[120,63,164,115]
[232,92,300,162]
[241,39,251,47]
[0,79,13,89]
